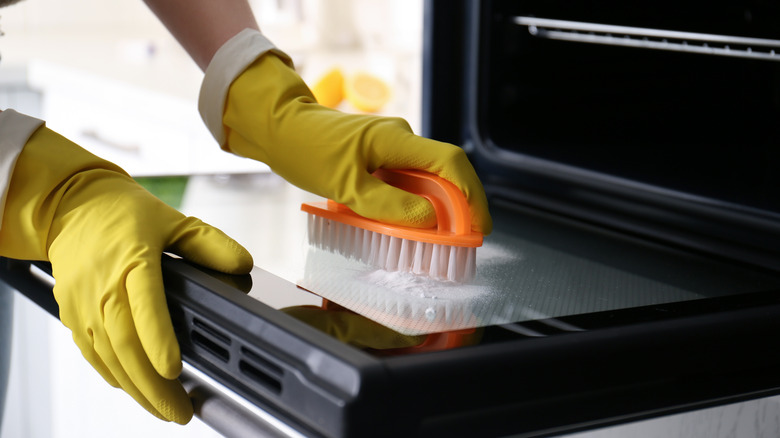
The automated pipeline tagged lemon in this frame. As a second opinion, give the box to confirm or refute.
[345,72,391,113]
[311,68,344,109]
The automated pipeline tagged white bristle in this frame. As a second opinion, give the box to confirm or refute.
[367,231,379,265]
[425,243,436,276]
[340,224,350,255]
[326,219,335,251]
[373,233,382,264]
[308,214,315,244]
[315,217,324,249]
[429,244,442,279]
[446,245,459,281]
[378,234,390,266]
[319,217,327,249]
[358,228,369,261]
[464,247,476,280]
[438,245,450,278]
[385,237,400,271]
[350,226,359,254]
[398,238,413,271]
[348,228,357,258]
[411,241,424,275]
[337,222,347,254]
[333,222,342,254]
[307,215,315,245]
[422,243,434,273]
[339,222,349,255]
[305,213,477,282]
[330,221,338,253]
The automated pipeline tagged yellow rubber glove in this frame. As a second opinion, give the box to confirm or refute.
[201,30,492,234]
[0,124,253,423]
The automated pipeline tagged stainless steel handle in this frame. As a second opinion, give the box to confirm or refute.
[181,363,305,438]
[514,16,780,61]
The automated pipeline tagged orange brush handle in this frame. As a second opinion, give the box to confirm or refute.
[302,169,482,247]
[371,168,471,235]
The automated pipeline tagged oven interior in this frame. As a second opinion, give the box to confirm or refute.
[480,1,780,213]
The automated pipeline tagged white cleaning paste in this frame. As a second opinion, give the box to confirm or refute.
[299,239,523,335]
[358,240,517,297]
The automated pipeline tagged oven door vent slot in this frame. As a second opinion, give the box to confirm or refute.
[191,329,231,363]
[515,16,780,61]
[191,318,232,363]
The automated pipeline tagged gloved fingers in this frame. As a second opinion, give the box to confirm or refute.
[89,341,167,422]
[54,284,121,388]
[377,133,493,235]
[166,217,254,275]
[343,171,437,229]
[67,326,121,389]
[123,218,252,381]
[436,158,493,235]
[65,291,183,423]
[124,256,182,381]
[101,291,193,424]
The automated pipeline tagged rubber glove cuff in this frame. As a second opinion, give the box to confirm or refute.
[0,110,44,224]
[199,28,293,147]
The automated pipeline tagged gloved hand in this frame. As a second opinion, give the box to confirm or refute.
[0,123,253,423]
[199,29,492,234]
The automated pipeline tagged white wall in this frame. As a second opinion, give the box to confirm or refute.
[0,0,425,132]
[1,0,168,36]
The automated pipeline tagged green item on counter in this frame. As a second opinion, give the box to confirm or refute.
[135,176,189,210]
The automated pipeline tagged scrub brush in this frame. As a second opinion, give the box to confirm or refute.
[301,169,483,282]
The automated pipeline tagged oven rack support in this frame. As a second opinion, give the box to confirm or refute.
[514,16,780,62]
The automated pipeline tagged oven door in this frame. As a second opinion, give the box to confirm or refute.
[5,195,780,438]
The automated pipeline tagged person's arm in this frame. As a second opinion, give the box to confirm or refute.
[144,0,493,235]
[143,0,259,70]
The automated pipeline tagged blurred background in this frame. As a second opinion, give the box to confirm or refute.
[0,1,423,437]
[0,0,424,176]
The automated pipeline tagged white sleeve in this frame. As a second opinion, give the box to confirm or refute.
[0,109,45,225]
[198,28,293,148]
